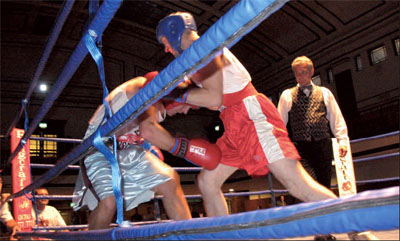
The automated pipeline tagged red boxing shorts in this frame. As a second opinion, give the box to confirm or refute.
[217,93,300,177]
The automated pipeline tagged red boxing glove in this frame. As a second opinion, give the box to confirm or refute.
[169,138,220,170]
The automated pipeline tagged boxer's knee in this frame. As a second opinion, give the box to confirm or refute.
[98,196,117,214]
[197,171,218,194]
[166,170,181,189]
[198,164,237,194]
[197,171,208,192]
[155,170,181,195]
[269,158,306,196]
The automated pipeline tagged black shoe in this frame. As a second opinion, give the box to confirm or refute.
[314,234,337,240]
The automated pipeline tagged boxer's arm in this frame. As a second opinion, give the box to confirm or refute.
[138,105,176,151]
[139,106,219,169]
[184,56,224,108]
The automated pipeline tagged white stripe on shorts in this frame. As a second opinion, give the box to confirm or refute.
[243,96,285,163]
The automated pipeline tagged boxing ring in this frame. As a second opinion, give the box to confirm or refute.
[2,0,399,239]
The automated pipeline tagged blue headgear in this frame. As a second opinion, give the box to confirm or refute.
[156,12,197,54]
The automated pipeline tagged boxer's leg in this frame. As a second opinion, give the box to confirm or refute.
[197,163,238,216]
[153,170,191,220]
[268,158,336,202]
[88,195,116,230]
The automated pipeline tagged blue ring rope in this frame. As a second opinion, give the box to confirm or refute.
[5,0,123,170]
[29,151,399,172]
[350,130,399,143]
[24,130,398,147]
[4,0,76,139]
[22,177,400,202]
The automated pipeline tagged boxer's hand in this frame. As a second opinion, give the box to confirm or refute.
[169,138,220,170]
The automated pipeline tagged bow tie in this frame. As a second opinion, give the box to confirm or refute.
[300,85,312,91]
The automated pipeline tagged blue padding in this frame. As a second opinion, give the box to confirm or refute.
[9,0,286,200]
[116,188,399,240]
[16,187,399,240]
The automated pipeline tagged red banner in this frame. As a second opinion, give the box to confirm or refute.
[11,128,34,231]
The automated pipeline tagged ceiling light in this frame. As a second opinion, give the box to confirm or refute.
[39,83,48,92]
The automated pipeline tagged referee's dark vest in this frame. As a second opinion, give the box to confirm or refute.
[288,85,331,142]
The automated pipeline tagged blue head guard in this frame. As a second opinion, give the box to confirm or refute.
[156,12,197,54]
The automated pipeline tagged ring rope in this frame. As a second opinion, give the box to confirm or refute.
[26,129,398,145]
[29,152,399,170]
[4,0,76,140]
[5,0,123,171]
[14,176,397,203]
[350,130,399,143]
[26,129,399,145]
[30,136,82,143]
[353,152,398,163]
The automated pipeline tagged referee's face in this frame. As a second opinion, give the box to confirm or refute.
[293,63,313,87]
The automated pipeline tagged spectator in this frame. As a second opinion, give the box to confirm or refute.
[143,206,156,221]
[0,175,21,240]
[32,188,67,227]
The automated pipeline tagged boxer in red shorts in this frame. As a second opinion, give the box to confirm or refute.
[156,12,337,216]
